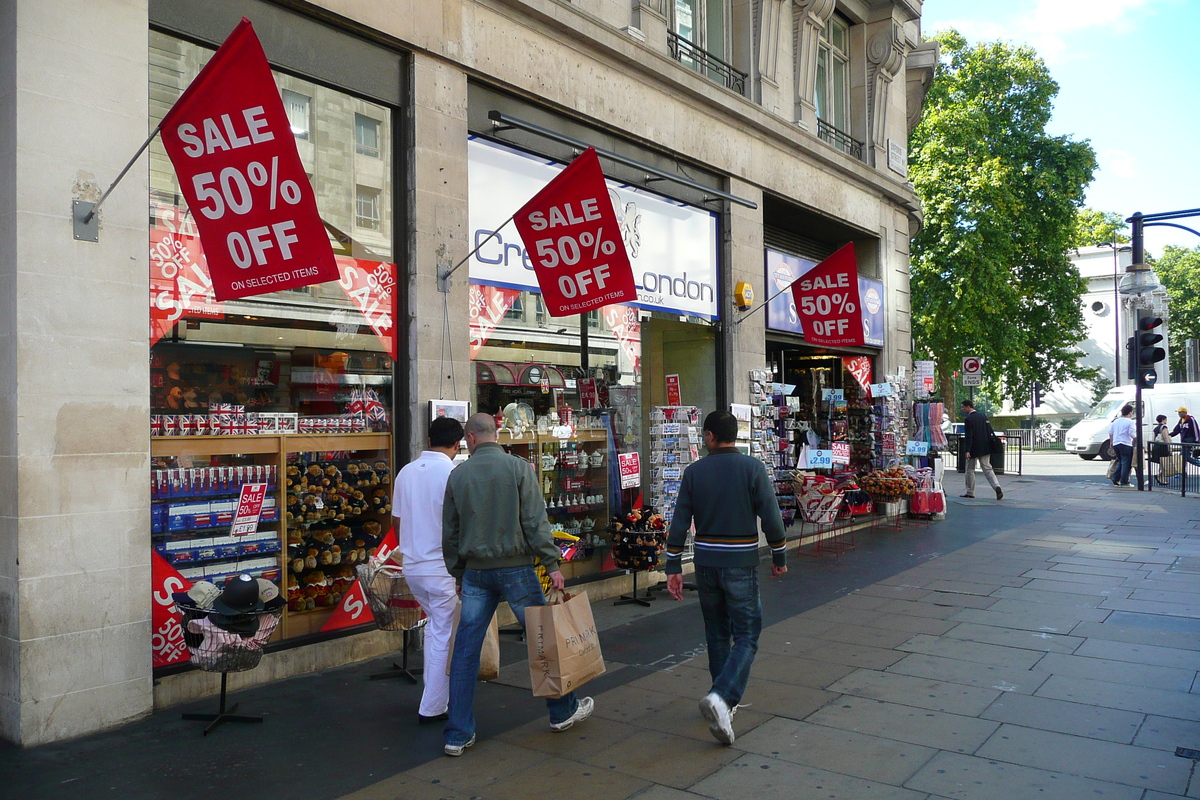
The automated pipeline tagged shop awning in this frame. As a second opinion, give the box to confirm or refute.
[475,360,566,387]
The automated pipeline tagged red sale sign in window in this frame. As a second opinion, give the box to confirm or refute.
[665,374,682,406]
[618,452,641,489]
[231,482,268,536]
[790,243,864,348]
[159,18,338,301]
[513,148,638,316]
[151,550,192,668]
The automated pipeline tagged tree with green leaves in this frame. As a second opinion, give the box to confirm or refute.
[1071,208,1129,248]
[1153,245,1200,377]
[909,31,1099,408]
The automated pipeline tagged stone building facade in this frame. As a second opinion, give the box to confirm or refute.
[0,0,934,745]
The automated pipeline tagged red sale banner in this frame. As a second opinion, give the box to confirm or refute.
[665,374,682,406]
[151,550,192,668]
[375,527,399,562]
[336,256,398,360]
[320,578,373,632]
[469,283,521,357]
[513,148,638,316]
[602,305,641,373]
[150,204,224,346]
[843,356,872,396]
[790,243,864,347]
[159,18,338,301]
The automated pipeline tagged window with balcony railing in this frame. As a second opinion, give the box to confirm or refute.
[669,0,746,96]
[814,14,863,161]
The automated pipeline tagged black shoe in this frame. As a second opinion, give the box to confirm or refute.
[419,713,449,724]
[995,487,1003,500]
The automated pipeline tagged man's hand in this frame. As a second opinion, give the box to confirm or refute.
[771,564,788,578]
[667,573,684,601]
[549,570,566,592]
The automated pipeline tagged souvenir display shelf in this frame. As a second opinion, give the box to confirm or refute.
[496,427,610,579]
[151,432,392,641]
[648,406,701,531]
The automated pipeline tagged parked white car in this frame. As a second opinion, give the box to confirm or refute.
[1066,383,1200,460]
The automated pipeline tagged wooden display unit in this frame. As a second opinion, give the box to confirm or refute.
[152,433,392,642]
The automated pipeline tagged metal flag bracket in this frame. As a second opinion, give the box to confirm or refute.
[72,123,162,243]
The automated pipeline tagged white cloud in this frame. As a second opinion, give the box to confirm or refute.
[928,0,1166,63]
[1099,149,1140,180]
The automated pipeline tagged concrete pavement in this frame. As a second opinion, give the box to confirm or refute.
[343,460,1200,800]
[4,453,1200,799]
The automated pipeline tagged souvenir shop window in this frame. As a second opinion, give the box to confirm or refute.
[149,29,399,656]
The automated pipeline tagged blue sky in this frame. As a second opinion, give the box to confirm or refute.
[920,0,1200,256]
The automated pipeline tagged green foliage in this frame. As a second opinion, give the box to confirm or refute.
[1153,245,1200,375]
[909,31,1098,409]
[1090,375,1114,405]
[1070,209,1129,248]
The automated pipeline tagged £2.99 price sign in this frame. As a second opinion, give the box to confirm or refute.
[513,148,638,316]
[159,18,338,302]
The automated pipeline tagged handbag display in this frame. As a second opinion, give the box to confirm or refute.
[526,590,605,698]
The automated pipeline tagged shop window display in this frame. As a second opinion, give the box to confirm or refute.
[148,31,398,658]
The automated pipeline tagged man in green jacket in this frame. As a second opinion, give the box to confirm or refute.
[441,413,594,756]
[665,410,787,746]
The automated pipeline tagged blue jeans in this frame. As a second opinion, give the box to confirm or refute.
[695,565,763,707]
[445,566,577,746]
[1113,443,1133,485]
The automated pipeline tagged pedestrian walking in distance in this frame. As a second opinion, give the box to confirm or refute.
[665,410,787,746]
[960,399,1002,500]
[1170,407,1200,469]
[1108,404,1135,487]
[441,413,593,757]
[391,416,464,725]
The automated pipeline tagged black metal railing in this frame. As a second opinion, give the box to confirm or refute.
[817,119,864,161]
[1143,441,1200,496]
[667,31,747,96]
[1005,427,1067,452]
[947,433,1024,476]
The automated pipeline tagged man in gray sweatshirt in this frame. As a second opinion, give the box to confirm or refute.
[665,410,787,746]
[441,413,594,756]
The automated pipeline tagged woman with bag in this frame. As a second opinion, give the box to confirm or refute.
[1152,414,1174,486]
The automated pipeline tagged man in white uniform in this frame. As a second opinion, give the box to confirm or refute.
[392,416,464,723]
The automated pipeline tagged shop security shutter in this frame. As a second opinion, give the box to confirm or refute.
[763,227,836,263]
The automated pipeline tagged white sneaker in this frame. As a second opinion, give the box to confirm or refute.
[443,734,475,757]
[550,696,595,732]
[699,692,735,746]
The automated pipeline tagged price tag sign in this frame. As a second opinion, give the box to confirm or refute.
[906,441,930,456]
[870,382,894,397]
[821,389,845,402]
[665,374,682,406]
[803,449,833,469]
[618,452,641,489]
[831,442,851,464]
[230,482,268,536]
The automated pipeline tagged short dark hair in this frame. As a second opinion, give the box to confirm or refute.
[1121,404,1134,416]
[704,411,738,444]
[1157,414,1168,423]
[961,399,975,409]
[428,416,465,448]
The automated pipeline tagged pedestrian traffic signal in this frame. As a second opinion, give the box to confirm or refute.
[1031,382,1042,408]
[1136,312,1165,389]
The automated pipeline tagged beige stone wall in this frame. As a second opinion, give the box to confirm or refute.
[2,0,153,745]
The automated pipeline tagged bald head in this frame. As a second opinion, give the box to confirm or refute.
[464,412,497,453]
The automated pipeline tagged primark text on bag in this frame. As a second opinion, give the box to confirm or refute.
[526,590,605,698]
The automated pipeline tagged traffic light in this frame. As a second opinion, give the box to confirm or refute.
[1135,312,1165,389]
[1031,382,1042,408]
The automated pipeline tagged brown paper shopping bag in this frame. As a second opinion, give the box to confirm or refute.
[526,591,605,698]
[446,604,500,681]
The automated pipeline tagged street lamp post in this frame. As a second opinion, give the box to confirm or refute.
[1098,241,1132,386]
[1123,208,1200,490]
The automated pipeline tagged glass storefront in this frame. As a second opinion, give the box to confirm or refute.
[148,30,399,658]
[467,136,721,581]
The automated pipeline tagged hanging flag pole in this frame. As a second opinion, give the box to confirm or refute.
[77,122,164,230]
[437,213,516,294]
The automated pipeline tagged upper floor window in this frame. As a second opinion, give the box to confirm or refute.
[505,292,526,322]
[815,15,850,133]
[282,90,310,140]
[355,114,380,158]
[669,0,744,94]
[355,186,381,230]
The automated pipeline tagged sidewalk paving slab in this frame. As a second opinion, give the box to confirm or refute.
[689,753,929,800]
[904,750,1145,800]
[979,691,1144,743]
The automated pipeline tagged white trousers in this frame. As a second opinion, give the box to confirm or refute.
[965,456,1000,495]
[404,572,458,717]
